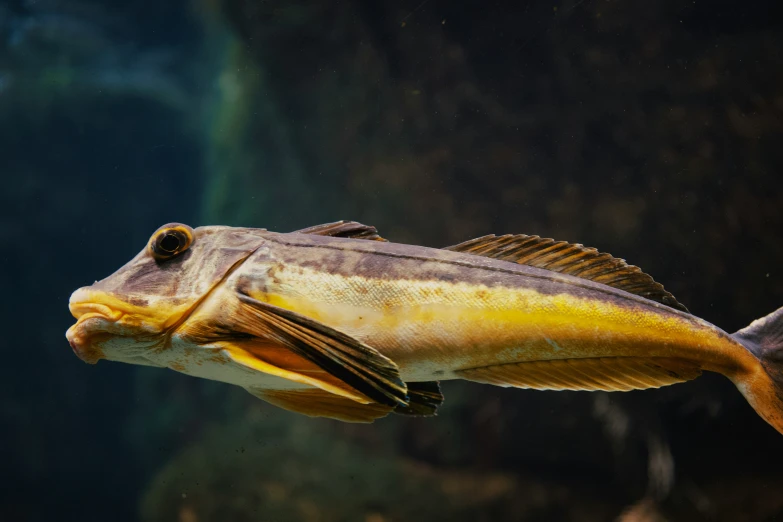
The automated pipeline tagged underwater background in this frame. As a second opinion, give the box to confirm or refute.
[2,0,782,520]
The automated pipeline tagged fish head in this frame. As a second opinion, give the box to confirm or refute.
[66,223,265,364]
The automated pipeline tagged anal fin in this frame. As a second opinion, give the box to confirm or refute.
[395,381,444,417]
[247,387,393,423]
[457,357,702,392]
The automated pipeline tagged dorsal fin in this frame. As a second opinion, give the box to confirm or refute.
[444,234,689,313]
[294,221,387,241]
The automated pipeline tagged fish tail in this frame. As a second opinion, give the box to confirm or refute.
[730,306,783,435]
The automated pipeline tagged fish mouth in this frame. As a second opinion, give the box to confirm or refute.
[66,289,125,364]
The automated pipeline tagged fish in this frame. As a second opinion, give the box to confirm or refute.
[66,220,783,432]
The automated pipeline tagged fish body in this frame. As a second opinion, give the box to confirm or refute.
[67,221,783,432]
[212,232,742,379]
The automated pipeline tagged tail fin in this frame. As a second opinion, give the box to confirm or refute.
[731,306,783,434]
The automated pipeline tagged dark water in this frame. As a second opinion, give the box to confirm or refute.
[2,1,782,521]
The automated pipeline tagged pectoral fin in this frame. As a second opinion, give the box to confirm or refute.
[247,387,394,423]
[234,293,409,407]
[222,341,372,403]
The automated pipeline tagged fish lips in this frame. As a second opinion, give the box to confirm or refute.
[67,318,110,364]
[66,289,129,364]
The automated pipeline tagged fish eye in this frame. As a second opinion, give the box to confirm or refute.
[149,223,194,261]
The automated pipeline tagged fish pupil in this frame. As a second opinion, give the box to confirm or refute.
[160,233,181,253]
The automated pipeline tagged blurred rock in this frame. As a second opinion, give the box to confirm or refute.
[140,407,620,522]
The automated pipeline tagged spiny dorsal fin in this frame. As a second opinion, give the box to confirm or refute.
[294,221,387,241]
[444,234,689,313]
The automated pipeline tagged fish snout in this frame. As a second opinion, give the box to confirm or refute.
[66,287,123,364]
